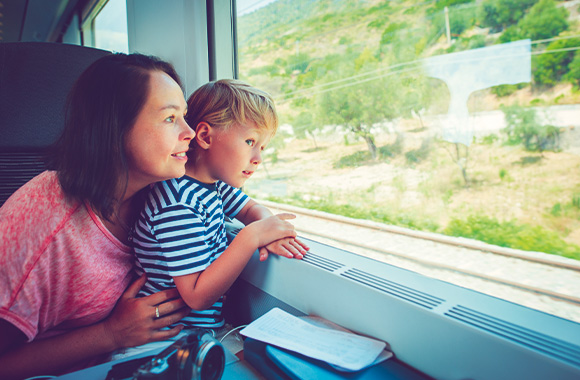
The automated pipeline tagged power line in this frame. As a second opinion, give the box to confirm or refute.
[532,34,580,45]
[238,0,275,15]
[276,65,420,103]
[274,44,580,104]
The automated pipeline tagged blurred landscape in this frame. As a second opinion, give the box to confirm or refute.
[238,0,580,260]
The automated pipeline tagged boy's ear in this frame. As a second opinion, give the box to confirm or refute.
[194,122,212,149]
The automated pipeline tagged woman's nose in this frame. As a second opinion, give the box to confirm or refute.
[181,120,195,140]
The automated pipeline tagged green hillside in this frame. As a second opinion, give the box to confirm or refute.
[238,0,580,106]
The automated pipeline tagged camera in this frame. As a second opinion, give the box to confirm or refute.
[133,329,225,380]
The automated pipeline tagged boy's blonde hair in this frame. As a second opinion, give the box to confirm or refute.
[185,79,278,136]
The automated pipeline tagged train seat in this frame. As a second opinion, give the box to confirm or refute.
[0,42,110,207]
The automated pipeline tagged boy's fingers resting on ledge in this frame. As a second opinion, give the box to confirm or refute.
[275,212,296,220]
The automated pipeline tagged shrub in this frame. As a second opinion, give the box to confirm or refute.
[498,0,568,43]
[334,150,372,168]
[491,83,525,97]
[380,22,407,45]
[405,138,431,164]
[444,215,580,260]
[480,134,499,145]
[534,38,580,87]
[573,193,580,209]
[501,104,561,152]
[518,0,568,41]
[565,51,580,88]
[499,168,508,180]
[478,0,538,32]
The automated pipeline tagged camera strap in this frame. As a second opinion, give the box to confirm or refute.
[105,355,155,380]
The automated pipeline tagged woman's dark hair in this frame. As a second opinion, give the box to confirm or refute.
[51,53,182,220]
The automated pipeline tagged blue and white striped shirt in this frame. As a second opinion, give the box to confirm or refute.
[132,176,250,328]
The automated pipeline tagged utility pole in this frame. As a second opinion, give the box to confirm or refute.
[445,6,451,46]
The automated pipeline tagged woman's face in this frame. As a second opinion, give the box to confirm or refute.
[124,71,194,189]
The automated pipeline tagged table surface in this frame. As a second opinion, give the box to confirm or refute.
[54,340,265,380]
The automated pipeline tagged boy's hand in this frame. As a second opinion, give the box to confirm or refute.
[259,237,309,261]
[249,213,297,248]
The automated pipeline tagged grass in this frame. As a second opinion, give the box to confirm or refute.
[262,195,440,233]
[444,215,580,260]
[259,193,580,260]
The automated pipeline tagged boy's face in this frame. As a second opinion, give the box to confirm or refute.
[205,121,271,188]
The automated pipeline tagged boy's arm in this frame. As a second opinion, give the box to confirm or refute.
[234,199,273,224]
[235,199,309,261]
[173,213,297,310]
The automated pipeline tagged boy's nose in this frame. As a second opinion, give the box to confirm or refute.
[252,152,262,165]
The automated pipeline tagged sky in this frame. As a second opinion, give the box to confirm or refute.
[237,0,278,15]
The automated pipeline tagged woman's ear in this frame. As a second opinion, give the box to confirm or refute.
[195,122,212,149]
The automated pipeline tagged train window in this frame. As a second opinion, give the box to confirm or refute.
[92,0,128,53]
[236,0,580,323]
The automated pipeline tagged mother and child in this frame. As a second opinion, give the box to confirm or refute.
[0,52,308,379]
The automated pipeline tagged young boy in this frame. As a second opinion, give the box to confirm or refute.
[132,79,309,330]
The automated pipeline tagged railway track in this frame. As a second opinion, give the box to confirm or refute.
[260,200,580,322]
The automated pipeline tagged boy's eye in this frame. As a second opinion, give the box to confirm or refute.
[245,139,255,147]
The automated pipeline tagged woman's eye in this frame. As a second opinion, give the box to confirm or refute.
[245,139,255,147]
[165,115,175,123]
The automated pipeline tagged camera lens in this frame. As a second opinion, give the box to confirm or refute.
[193,341,225,380]
[176,346,193,380]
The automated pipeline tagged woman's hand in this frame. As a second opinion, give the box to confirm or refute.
[103,275,191,350]
[0,276,190,380]
[259,237,309,261]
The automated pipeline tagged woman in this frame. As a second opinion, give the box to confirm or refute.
[0,53,194,379]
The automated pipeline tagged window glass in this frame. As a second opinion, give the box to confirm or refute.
[94,0,128,53]
[236,0,580,323]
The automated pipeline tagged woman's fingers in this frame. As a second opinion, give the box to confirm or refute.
[122,275,147,299]
[151,325,185,341]
[153,305,190,330]
[153,297,189,321]
[144,287,182,306]
[104,283,190,349]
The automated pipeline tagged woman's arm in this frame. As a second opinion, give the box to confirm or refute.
[0,316,122,380]
[0,276,190,380]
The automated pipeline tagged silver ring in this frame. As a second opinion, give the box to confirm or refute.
[155,306,160,319]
